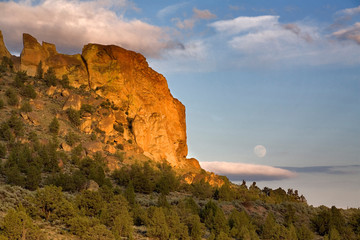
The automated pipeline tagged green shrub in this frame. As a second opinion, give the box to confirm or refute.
[20,85,37,99]
[80,104,95,116]
[0,122,13,141]
[32,185,74,221]
[228,210,258,240]
[5,88,19,106]
[147,206,170,240]
[0,99,4,109]
[200,200,229,236]
[25,165,42,191]
[116,143,124,150]
[13,71,27,88]
[68,215,100,237]
[66,108,81,126]
[100,195,129,226]
[44,67,57,86]
[114,150,125,162]
[113,123,124,133]
[20,101,32,112]
[0,56,13,73]
[35,61,43,79]
[65,131,79,146]
[60,74,70,88]
[100,100,111,109]
[4,166,25,187]
[94,127,105,135]
[46,170,87,192]
[113,213,133,239]
[2,205,44,239]
[0,143,6,158]
[7,113,24,137]
[79,157,107,187]
[49,117,60,135]
[83,224,114,240]
[90,132,97,140]
[76,190,104,217]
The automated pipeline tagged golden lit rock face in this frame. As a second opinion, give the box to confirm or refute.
[0,30,11,59]
[16,33,202,174]
[82,43,188,167]
[20,33,88,87]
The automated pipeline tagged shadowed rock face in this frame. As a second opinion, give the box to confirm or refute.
[20,33,88,87]
[0,30,11,59]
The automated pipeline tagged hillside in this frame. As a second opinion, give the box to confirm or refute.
[0,31,359,240]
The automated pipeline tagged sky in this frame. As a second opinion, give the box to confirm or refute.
[0,0,359,208]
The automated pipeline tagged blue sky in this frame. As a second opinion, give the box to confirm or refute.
[0,0,359,207]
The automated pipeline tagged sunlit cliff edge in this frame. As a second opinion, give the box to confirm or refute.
[0,30,224,186]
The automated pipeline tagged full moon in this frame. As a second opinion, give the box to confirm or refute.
[254,145,267,158]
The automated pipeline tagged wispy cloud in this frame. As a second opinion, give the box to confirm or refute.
[157,2,188,19]
[333,22,360,45]
[0,0,177,57]
[338,6,360,16]
[283,23,313,42]
[200,161,296,181]
[193,8,216,20]
[210,15,279,35]
[175,7,216,30]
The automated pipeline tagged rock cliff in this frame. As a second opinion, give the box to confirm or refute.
[0,30,11,59]
[19,33,196,170]
[1,31,225,186]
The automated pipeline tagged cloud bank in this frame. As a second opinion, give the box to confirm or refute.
[0,0,174,57]
[281,165,360,175]
[200,161,296,181]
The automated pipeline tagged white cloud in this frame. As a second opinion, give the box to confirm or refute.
[175,8,216,30]
[210,15,279,35]
[333,22,360,45]
[193,8,216,20]
[200,161,296,181]
[338,6,360,16]
[0,0,175,57]
[157,2,187,19]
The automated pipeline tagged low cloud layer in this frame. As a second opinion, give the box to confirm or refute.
[0,0,174,57]
[281,165,360,175]
[200,161,296,181]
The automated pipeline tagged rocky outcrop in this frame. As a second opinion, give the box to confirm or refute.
[16,33,201,174]
[20,33,88,87]
[0,30,11,59]
[82,44,189,168]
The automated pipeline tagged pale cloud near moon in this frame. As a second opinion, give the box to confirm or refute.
[200,161,296,181]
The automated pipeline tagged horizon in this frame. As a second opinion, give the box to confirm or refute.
[0,0,359,208]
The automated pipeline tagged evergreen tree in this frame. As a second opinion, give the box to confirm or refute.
[112,210,133,240]
[147,207,170,240]
[2,205,44,240]
[35,61,43,79]
[49,117,60,135]
[76,190,104,217]
[200,200,229,236]
[124,181,136,205]
[44,67,57,86]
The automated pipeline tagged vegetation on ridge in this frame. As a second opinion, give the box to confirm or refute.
[0,57,359,240]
